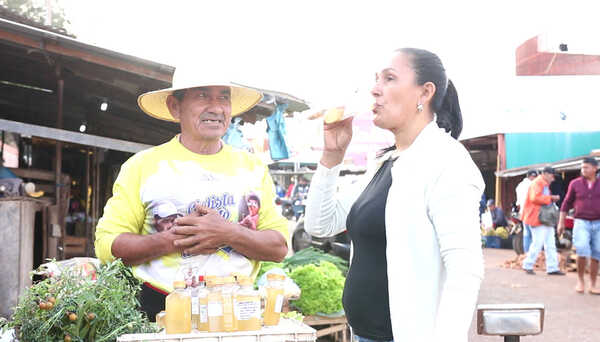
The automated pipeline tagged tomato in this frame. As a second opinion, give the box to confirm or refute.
[64,334,72,342]
[39,302,48,310]
[46,302,54,310]
[68,313,77,321]
[87,312,96,320]
[47,297,56,304]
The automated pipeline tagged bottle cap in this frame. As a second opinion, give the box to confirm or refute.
[237,276,253,286]
[266,273,286,281]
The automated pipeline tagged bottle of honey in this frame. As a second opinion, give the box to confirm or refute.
[197,275,209,331]
[207,276,224,332]
[165,281,192,334]
[264,274,286,326]
[221,276,238,332]
[235,275,261,331]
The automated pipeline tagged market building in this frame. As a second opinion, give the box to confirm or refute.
[0,14,308,318]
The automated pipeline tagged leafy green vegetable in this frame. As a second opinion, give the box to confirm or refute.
[0,259,158,342]
[284,247,348,275]
[289,261,345,315]
[281,310,304,322]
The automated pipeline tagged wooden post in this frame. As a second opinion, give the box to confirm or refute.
[85,148,91,255]
[496,134,507,206]
[55,64,65,259]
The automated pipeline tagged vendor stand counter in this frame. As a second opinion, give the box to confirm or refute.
[117,319,316,342]
[303,315,349,342]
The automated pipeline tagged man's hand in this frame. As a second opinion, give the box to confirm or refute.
[556,211,567,237]
[171,206,235,256]
[321,116,353,168]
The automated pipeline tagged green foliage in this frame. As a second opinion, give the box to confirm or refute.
[281,310,304,322]
[283,247,348,275]
[289,261,345,315]
[0,259,158,342]
[0,0,71,32]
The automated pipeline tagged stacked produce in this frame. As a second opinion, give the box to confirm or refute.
[0,260,157,342]
[257,247,348,316]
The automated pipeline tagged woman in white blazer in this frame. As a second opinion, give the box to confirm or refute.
[305,48,485,342]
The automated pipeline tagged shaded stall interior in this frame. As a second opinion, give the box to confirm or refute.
[0,17,309,267]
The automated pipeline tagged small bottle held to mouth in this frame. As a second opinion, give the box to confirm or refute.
[317,88,372,124]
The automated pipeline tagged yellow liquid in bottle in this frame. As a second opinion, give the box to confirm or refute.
[207,291,224,332]
[235,294,261,331]
[264,287,284,326]
[165,288,192,334]
[197,293,209,331]
[222,292,237,332]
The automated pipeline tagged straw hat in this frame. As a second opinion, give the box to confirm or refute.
[138,66,263,122]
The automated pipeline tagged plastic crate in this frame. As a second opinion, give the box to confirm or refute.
[117,319,316,342]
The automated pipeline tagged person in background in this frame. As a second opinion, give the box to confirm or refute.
[305,48,484,342]
[486,199,508,228]
[285,177,296,198]
[274,181,285,198]
[521,166,564,276]
[515,169,538,253]
[558,157,600,294]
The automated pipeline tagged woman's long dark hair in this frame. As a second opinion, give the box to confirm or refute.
[378,48,463,157]
[399,48,462,139]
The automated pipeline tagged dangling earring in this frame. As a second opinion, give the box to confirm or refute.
[417,103,423,112]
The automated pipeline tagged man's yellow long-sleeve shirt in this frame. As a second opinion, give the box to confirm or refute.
[95,136,288,292]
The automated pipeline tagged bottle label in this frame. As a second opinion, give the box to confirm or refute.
[275,295,284,313]
[236,300,261,320]
[192,297,199,315]
[208,302,223,317]
[199,304,208,323]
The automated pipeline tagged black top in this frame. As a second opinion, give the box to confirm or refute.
[343,158,395,340]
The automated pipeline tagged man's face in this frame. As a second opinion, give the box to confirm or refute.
[581,162,598,179]
[247,199,259,216]
[528,174,537,181]
[168,86,232,143]
[542,172,555,183]
[155,214,179,232]
[488,204,496,211]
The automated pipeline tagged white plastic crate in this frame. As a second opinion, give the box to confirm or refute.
[117,319,316,342]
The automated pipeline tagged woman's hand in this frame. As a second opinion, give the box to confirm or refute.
[321,116,353,168]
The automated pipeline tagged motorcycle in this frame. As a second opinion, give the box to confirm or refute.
[275,197,295,220]
[291,219,351,261]
[508,205,525,255]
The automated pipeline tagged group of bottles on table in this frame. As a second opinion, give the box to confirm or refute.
[163,270,286,334]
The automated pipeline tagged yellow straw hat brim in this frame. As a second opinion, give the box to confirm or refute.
[138,83,263,122]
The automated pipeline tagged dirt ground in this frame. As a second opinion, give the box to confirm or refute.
[469,248,600,341]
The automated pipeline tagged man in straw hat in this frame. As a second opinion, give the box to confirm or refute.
[94,71,289,320]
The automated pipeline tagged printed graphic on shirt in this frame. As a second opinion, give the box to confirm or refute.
[238,192,261,231]
[134,159,265,289]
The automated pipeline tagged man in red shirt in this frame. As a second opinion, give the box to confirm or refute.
[558,157,600,294]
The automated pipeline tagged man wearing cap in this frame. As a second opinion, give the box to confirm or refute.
[557,157,600,293]
[515,169,538,253]
[94,76,289,320]
[521,166,564,275]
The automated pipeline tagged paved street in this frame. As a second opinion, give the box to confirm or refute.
[469,248,599,341]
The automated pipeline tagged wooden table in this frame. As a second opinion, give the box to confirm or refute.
[303,315,349,342]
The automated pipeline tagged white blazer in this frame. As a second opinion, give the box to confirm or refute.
[305,119,485,342]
